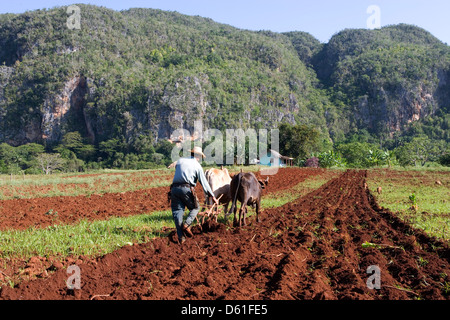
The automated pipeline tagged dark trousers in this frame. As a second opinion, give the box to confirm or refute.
[170,185,199,240]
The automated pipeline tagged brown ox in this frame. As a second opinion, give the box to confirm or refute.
[228,172,269,227]
[204,166,233,217]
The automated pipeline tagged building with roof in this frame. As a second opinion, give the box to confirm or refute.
[259,149,294,167]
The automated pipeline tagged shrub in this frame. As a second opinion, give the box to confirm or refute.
[304,157,319,168]
[317,150,346,168]
[439,154,450,167]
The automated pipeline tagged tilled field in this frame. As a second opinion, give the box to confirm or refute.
[0,167,325,231]
[1,169,449,300]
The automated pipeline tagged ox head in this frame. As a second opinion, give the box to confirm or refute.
[258,177,269,189]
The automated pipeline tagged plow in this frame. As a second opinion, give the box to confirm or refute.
[196,195,224,225]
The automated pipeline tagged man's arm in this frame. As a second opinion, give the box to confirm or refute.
[196,165,215,198]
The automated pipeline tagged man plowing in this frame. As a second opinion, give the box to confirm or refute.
[169,147,219,244]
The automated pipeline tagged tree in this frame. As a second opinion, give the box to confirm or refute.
[37,153,65,174]
[61,131,84,150]
[155,140,174,158]
[130,133,155,155]
[62,150,85,172]
[317,150,346,168]
[98,138,127,167]
[0,142,45,173]
[439,153,450,167]
[279,123,320,160]
[151,153,166,166]
[395,136,446,167]
[17,143,45,162]
[336,142,371,168]
[56,132,97,162]
[75,144,97,162]
[0,143,22,173]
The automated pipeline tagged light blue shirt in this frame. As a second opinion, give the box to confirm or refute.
[172,157,214,197]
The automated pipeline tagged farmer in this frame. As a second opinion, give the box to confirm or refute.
[170,146,219,244]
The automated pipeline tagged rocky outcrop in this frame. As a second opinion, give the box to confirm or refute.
[354,78,444,137]
[146,74,211,142]
[41,75,96,144]
[0,66,14,141]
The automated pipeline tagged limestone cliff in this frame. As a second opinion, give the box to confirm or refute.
[0,6,448,149]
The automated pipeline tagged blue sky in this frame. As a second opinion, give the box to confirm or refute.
[1,0,449,44]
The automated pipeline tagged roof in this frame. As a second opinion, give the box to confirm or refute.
[269,149,294,160]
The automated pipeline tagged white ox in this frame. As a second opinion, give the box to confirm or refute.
[204,166,232,216]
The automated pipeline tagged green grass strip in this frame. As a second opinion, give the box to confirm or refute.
[0,170,339,261]
[0,211,174,260]
[367,169,450,241]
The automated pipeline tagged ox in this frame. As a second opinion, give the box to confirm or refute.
[228,172,269,227]
[204,166,233,219]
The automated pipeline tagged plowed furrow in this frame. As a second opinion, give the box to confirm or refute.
[1,170,449,300]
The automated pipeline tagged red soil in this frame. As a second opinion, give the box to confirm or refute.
[1,170,449,300]
[0,168,325,231]
[0,188,168,231]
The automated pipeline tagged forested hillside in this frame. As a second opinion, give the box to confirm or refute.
[0,4,448,171]
[312,25,450,142]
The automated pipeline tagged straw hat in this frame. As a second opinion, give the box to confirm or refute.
[190,146,206,158]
